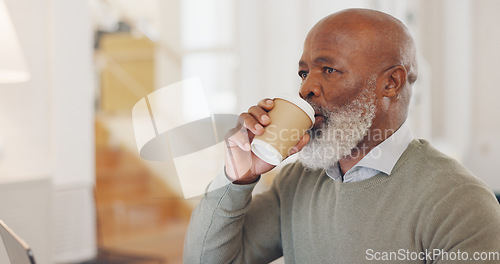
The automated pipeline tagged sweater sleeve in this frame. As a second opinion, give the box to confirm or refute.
[183,169,283,264]
[424,183,500,263]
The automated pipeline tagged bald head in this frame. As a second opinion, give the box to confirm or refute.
[309,8,418,85]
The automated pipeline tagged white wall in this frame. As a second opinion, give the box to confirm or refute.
[50,0,95,188]
[416,0,473,159]
[464,0,500,192]
[0,0,51,176]
[0,0,96,263]
[0,1,53,262]
[50,0,96,262]
[414,0,500,191]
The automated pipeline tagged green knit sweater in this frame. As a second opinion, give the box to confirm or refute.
[184,139,500,263]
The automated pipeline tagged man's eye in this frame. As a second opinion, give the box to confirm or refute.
[298,71,308,79]
[324,67,335,74]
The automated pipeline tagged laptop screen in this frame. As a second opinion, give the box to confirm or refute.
[0,221,36,264]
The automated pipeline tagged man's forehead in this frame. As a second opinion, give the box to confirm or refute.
[299,55,339,67]
[305,27,345,50]
[301,29,363,59]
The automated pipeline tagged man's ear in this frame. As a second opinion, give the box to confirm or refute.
[383,65,407,98]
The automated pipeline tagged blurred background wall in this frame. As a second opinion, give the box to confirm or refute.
[0,0,499,263]
[0,0,94,263]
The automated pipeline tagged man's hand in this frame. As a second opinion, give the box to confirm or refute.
[224,98,310,184]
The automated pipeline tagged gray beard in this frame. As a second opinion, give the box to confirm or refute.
[298,84,377,171]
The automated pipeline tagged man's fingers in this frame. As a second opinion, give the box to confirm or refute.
[226,128,251,151]
[257,98,274,111]
[238,112,265,135]
[231,100,273,138]
[224,128,254,181]
[248,105,271,126]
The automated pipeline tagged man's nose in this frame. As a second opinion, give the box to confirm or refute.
[299,74,322,99]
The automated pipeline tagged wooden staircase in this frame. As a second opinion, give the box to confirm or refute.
[94,120,193,263]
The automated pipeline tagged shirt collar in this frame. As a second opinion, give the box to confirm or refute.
[325,121,414,180]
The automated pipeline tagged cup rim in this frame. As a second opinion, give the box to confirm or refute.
[251,139,283,165]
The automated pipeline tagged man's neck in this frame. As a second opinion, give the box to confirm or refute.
[337,124,401,174]
[338,143,373,175]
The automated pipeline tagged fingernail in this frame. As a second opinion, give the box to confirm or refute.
[266,99,273,105]
[261,115,270,123]
[255,124,263,131]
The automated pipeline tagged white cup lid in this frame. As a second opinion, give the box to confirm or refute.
[251,139,283,165]
[275,94,315,125]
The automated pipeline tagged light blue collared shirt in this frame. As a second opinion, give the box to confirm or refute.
[325,122,414,183]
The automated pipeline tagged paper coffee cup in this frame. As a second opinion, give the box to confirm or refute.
[251,94,315,165]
